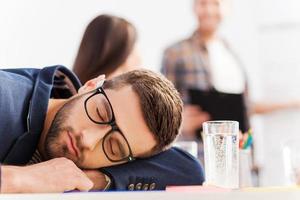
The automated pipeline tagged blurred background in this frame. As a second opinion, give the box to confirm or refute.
[1,0,300,186]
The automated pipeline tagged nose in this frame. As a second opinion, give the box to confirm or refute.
[80,125,111,151]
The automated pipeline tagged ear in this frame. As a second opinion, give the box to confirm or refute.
[78,74,106,94]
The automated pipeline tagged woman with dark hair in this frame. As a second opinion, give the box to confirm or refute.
[73,14,141,84]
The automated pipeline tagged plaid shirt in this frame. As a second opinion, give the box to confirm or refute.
[161,31,247,103]
[161,32,250,162]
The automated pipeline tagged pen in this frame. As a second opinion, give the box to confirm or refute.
[243,130,253,149]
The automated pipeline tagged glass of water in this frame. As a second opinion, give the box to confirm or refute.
[203,121,239,189]
[283,138,300,186]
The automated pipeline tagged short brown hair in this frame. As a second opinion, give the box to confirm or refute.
[103,69,183,155]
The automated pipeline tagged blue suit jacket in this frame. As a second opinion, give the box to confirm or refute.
[0,65,204,190]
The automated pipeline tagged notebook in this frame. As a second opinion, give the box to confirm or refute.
[188,88,249,132]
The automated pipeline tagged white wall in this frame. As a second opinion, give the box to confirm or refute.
[0,0,195,70]
[254,0,300,186]
[1,0,300,186]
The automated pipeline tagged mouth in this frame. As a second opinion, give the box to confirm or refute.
[67,131,79,158]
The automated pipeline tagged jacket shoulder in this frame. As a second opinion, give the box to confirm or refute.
[102,147,204,191]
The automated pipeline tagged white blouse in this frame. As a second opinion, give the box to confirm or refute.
[207,39,245,94]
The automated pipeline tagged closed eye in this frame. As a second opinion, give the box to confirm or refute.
[96,108,106,122]
[109,138,125,157]
[109,140,115,155]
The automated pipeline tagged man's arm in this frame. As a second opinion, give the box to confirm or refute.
[101,147,205,190]
[0,158,93,193]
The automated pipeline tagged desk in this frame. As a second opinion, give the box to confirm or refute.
[1,188,300,200]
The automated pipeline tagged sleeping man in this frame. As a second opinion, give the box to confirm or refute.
[0,65,204,192]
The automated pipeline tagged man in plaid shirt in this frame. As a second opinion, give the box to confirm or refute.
[161,0,248,162]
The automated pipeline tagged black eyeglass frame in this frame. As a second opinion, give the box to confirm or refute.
[84,87,135,163]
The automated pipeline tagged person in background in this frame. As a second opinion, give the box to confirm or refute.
[73,14,141,84]
[161,0,300,161]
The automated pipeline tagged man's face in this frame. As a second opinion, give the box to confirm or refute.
[45,86,157,169]
[194,0,224,33]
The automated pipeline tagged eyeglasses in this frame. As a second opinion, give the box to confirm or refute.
[84,87,135,163]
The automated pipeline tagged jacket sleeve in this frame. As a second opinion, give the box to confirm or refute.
[100,147,205,191]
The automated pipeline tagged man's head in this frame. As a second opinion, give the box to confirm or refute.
[43,69,183,169]
[194,0,228,34]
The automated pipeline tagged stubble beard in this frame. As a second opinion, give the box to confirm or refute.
[44,96,83,165]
